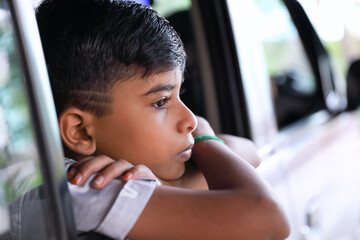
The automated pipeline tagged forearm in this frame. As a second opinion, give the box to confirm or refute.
[192,139,265,191]
[189,139,290,239]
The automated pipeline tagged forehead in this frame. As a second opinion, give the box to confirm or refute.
[112,67,182,94]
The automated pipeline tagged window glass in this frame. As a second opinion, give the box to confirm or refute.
[152,0,191,17]
[254,0,323,129]
[0,1,55,238]
[298,0,360,74]
[297,0,360,106]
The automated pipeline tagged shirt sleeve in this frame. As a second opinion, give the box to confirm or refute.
[95,179,157,239]
[66,159,157,239]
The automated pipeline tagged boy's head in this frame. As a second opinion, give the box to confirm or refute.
[36,0,186,117]
[36,0,197,180]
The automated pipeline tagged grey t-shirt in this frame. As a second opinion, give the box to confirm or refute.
[65,158,157,239]
[10,159,157,240]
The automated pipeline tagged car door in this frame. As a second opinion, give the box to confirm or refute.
[204,0,360,239]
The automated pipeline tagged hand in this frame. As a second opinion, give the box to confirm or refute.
[67,155,158,189]
[192,116,215,138]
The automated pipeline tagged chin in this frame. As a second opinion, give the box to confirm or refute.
[158,164,186,181]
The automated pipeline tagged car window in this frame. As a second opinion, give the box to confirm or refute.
[0,0,76,239]
[0,2,55,238]
[298,0,360,72]
[296,0,360,109]
[254,0,324,129]
[152,0,191,17]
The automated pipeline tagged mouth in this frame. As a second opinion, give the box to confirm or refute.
[177,143,194,160]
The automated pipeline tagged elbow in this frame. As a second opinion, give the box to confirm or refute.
[271,220,290,240]
[237,138,261,168]
[231,191,290,240]
[261,197,291,240]
[271,222,290,240]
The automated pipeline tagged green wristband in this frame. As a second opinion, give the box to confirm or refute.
[194,135,225,145]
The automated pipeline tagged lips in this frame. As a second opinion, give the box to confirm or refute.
[177,144,193,160]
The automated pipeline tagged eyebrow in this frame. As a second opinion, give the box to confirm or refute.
[143,78,185,96]
[143,84,175,96]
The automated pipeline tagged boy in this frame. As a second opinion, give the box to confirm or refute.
[35,0,290,239]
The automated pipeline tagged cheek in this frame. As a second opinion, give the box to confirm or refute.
[126,122,178,166]
[110,117,171,158]
[96,107,179,171]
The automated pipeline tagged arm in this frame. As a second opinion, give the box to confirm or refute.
[128,117,290,240]
[217,133,261,168]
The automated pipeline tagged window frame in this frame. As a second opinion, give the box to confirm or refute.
[193,0,252,139]
[283,0,347,114]
[5,0,76,238]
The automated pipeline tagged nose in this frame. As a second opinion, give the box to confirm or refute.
[177,101,197,134]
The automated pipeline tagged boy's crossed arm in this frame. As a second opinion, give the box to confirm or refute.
[65,119,288,239]
[67,117,289,239]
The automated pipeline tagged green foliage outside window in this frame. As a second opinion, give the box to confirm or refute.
[0,8,42,206]
[152,0,191,17]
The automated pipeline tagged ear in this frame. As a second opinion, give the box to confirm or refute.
[58,107,97,156]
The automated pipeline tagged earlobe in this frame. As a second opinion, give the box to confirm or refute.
[58,108,96,156]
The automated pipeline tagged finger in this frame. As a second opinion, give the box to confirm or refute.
[91,159,133,189]
[67,167,76,180]
[70,155,115,186]
[121,165,157,182]
[67,156,95,180]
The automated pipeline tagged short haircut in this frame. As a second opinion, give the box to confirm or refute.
[36,0,186,116]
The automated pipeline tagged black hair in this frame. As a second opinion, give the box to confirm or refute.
[35,0,186,116]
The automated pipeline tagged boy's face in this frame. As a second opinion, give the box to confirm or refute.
[92,67,197,180]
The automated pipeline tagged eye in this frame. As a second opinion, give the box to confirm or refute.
[152,97,170,110]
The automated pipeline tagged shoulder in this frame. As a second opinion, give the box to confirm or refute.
[69,177,157,239]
